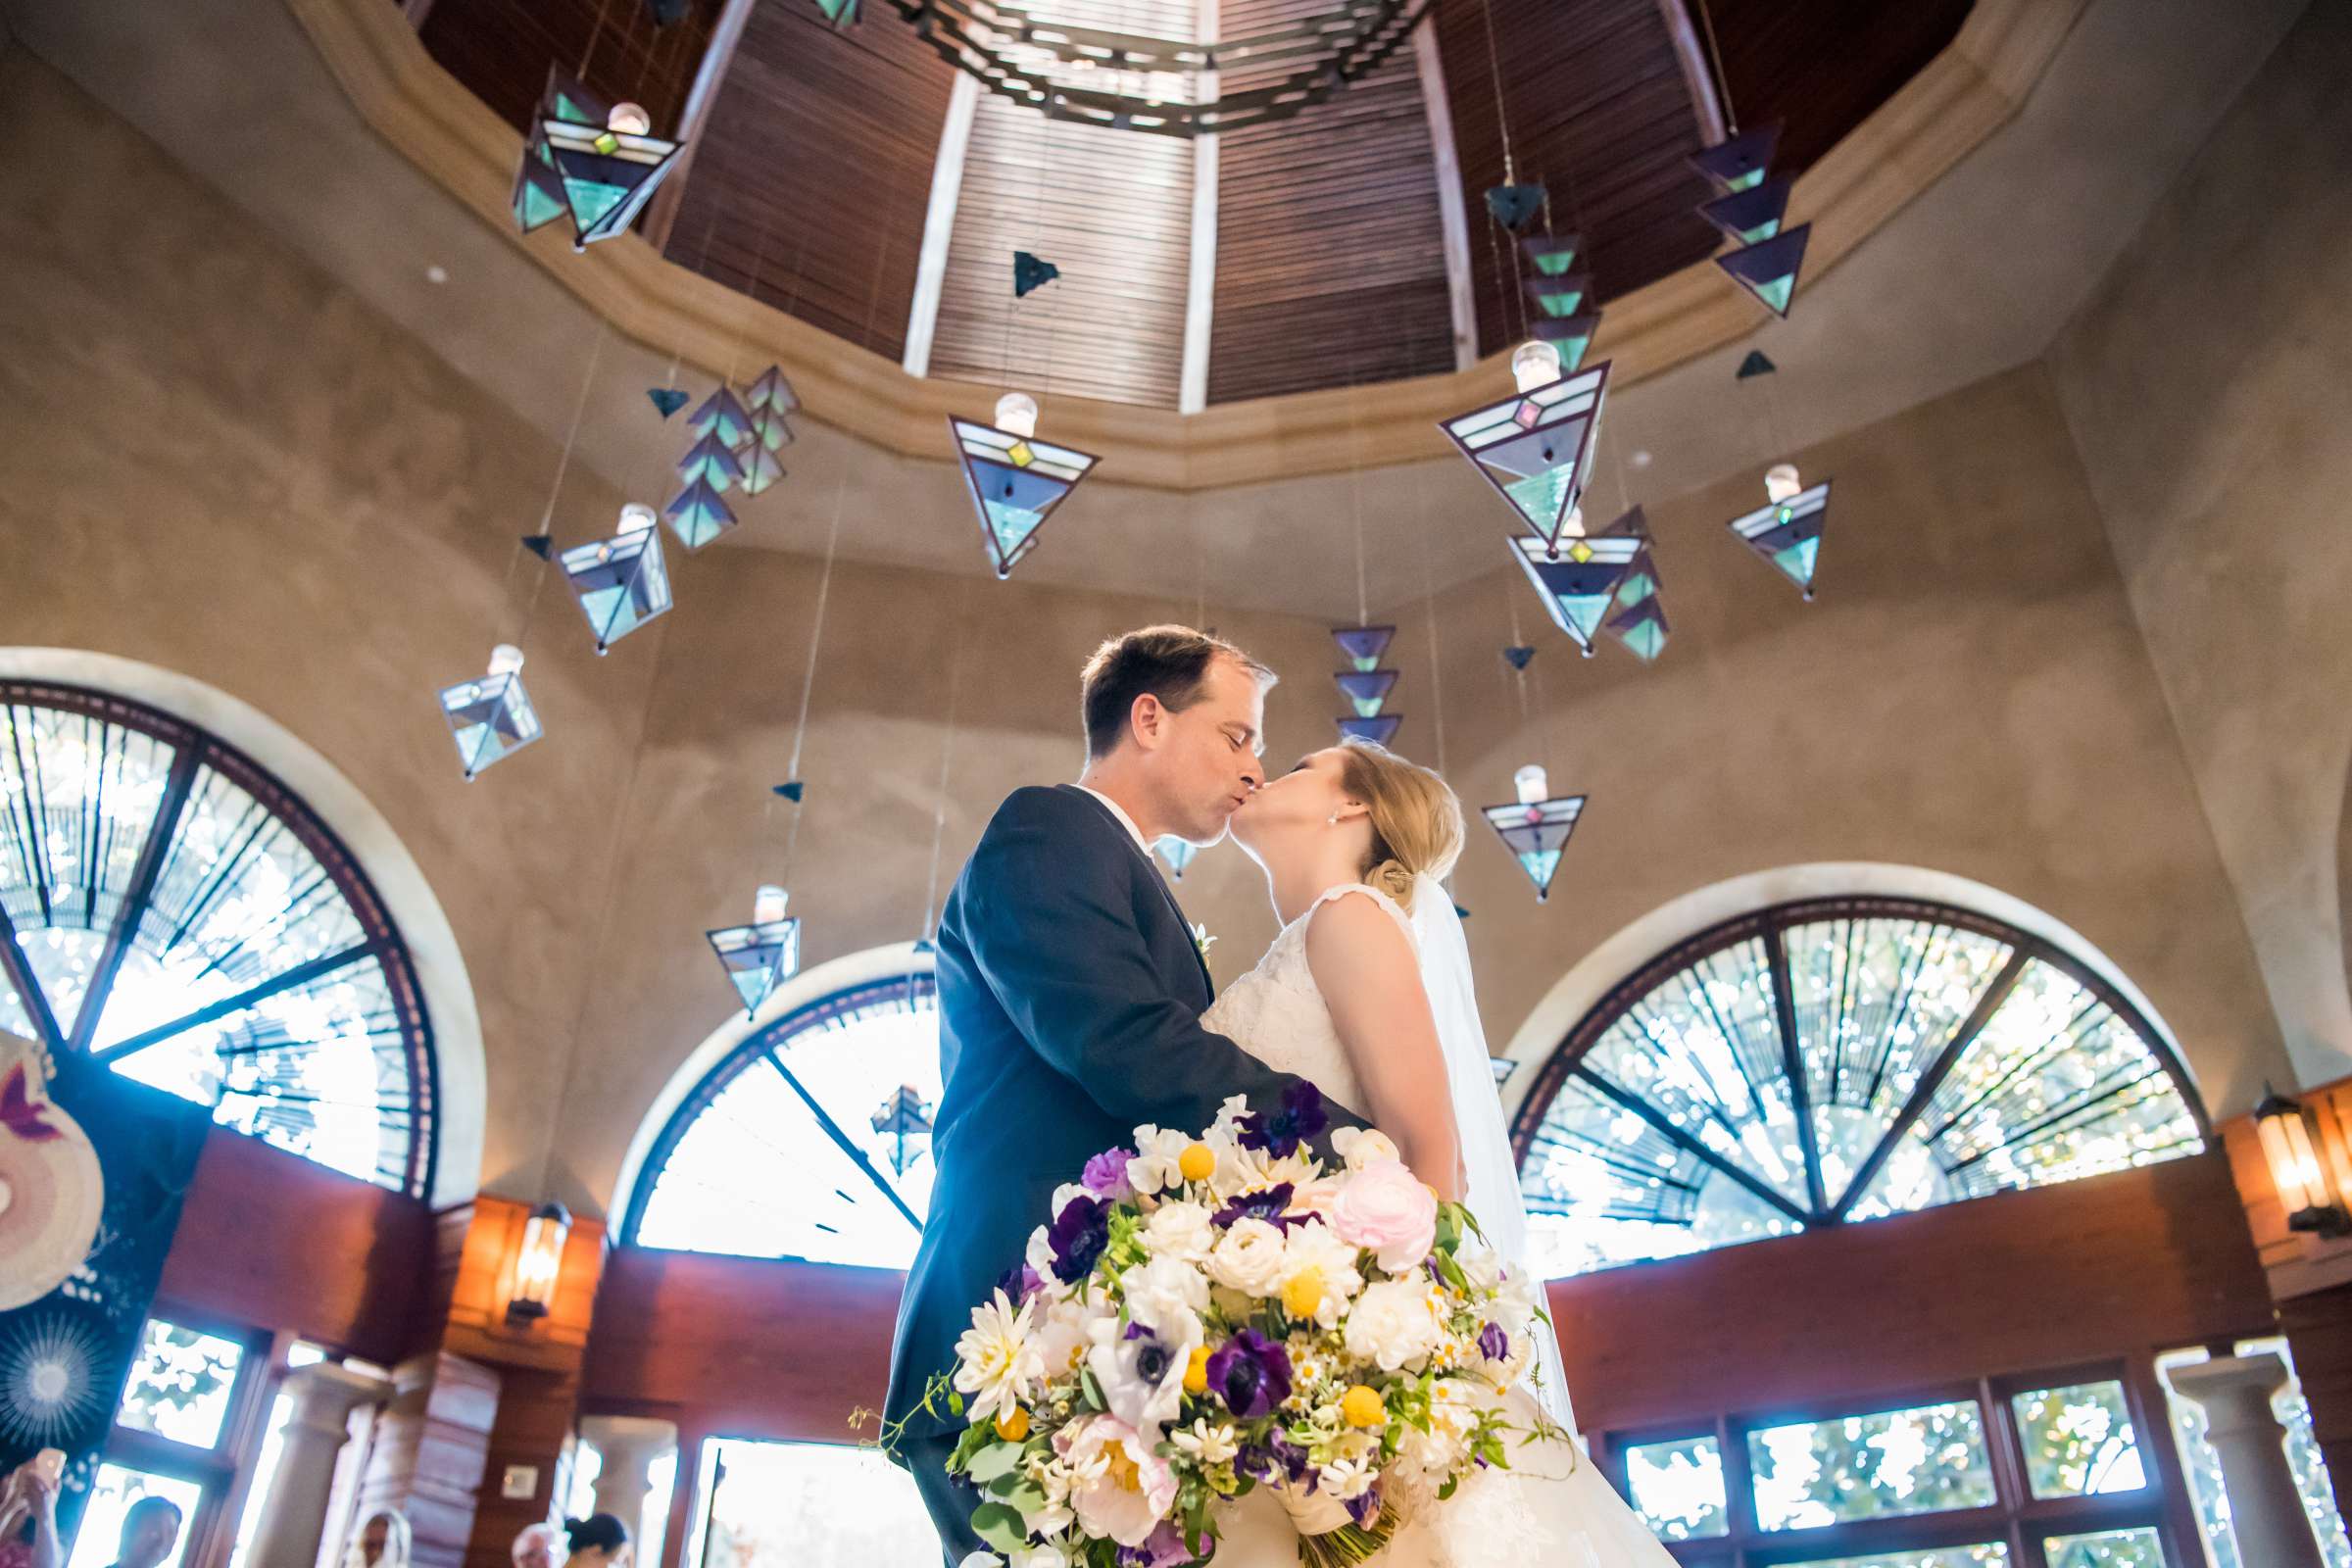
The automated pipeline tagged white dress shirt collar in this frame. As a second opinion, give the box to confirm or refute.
[1075,784,1152,856]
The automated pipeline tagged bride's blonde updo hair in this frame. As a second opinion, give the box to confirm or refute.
[1336,738,1464,913]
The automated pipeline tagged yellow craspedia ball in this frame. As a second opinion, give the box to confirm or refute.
[1184,1345,1211,1396]
[995,1405,1030,1442]
[1178,1142,1217,1183]
[1282,1267,1326,1319]
[1341,1385,1387,1429]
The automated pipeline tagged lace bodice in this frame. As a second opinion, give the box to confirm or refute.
[1200,883,1417,1121]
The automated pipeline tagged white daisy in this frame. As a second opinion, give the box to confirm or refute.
[953,1289,1045,1427]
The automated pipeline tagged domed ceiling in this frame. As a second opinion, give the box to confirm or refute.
[407,0,1970,409]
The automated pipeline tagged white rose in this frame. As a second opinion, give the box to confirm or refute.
[1205,1217,1290,1298]
[1143,1200,1218,1266]
[1343,1278,1443,1372]
[1331,1126,1400,1171]
[1032,1295,1102,1378]
[1120,1255,1209,1347]
[1127,1126,1190,1195]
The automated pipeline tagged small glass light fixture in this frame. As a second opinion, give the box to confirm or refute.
[1507,531,1643,656]
[869,1084,935,1176]
[1481,773,1588,902]
[505,1200,572,1325]
[1153,835,1200,880]
[2254,1085,2351,1237]
[560,504,672,655]
[707,884,803,1017]
[438,644,542,780]
[948,393,1101,579]
[1727,475,1832,601]
[1442,356,1612,560]
[513,69,683,252]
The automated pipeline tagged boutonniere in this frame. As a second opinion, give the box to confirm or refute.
[1191,922,1217,963]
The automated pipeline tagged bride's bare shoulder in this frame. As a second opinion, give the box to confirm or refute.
[1300,887,1416,971]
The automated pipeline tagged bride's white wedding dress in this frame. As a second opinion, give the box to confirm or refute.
[1199,882,1677,1568]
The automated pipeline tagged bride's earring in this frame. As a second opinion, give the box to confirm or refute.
[1326,810,1342,826]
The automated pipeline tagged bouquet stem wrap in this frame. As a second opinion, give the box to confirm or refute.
[1279,1484,1393,1568]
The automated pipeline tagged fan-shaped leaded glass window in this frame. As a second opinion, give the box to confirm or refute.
[1511,897,2205,1279]
[626,970,940,1270]
[0,682,435,1195]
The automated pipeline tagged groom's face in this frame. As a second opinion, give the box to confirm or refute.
[1151,656,1267,845]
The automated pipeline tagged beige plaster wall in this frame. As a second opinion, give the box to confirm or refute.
[0,42,2298,1222]
[2048,0,2352,1090]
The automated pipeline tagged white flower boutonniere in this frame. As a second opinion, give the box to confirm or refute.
[1191,922,1217,963]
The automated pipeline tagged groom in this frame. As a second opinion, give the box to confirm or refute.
[886,625,1367,1562]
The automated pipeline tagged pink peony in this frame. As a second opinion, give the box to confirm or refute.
[1329,1157,1438,1274]
[1054,1416,1178,1546]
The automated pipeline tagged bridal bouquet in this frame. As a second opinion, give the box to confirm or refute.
[926,1085,1554,1568]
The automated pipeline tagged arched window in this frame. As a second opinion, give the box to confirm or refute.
[1511,896,2207,1279]
[624,967,940,1270]
[0,681,435,1195]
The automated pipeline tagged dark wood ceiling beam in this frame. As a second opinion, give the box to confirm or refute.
[1655,0,1729,144]
[642,0,760,254]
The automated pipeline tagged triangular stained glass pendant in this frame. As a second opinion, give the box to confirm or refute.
[1737,350,1777,379]
[1700,176,1790,246]
[1727,477,1831,599]
[1522,270,1592,320]
[1529,311,1601,374]
[664,476,738,551]
[1337,714,1402,746]
[1502,645,1536,671]
[1440,361,1611,553]
[813,0,858,24]
[1335,669,1397,718]
[1690,123,1781,194]
[1014,251,1061,298]
[735,443,785,497]
[519,68,684,251]
[513,150,568,236]
[438,647,542,780]
[559,509,672,654]
[1154,835,1200,879]
[1716,223,1811,318]
[1520,234,1580,275]
[949,416,1102,578]
[1597,507,1669,662]
[1481,794,1586,901]
[648,386,692,418]
[745,366,800,416]
[708,912,803,1017]
[1485,183,1545,231]
[689,387,756,450]
[677,431,747,493]
[1332,625,1395,671]
[746,407,795,454]
[1508,532,1644,655]
[870,1086,934,1174]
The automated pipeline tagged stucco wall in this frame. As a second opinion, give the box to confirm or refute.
[0,42,2298,1219]
[2048,0,2352,1091]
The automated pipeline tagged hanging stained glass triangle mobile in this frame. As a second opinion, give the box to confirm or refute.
[1727,478,1831,599]
[870,1085,934,1174]
[1699,176,1790,246]
[1597,506,1668,662]
[1689,122,1781,194]
[514,67,684,251]
[948,415,1102,579]
[664,476,738,551]
[1337,714,1402,746]
[1154,835,1200,879]
[1481,793,1586,902]
[1332,625,1395,672]
[676,431,747,494]
[438,645,543,780]
[708,888,803,1017]
[1440,361,1611,555]
[1507,531,1644,656]
[559,505,672,654]
[1716,224,1811,318]
[1529,312,1601,375]
[688,387,756,450]
[1335,670,1398,718]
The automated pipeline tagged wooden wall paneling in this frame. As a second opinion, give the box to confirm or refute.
[1205,38,1454,404]
[658,0,955,365]
[2278,1284,2352,1523]
[463,1364,582,1568]
[417,0,719,135]
[928,89,1196,409]
[1546,1152,2277,1435]
[1700,0,1976,174]
[158,1126,436,1364]
[355,1353,504,1568]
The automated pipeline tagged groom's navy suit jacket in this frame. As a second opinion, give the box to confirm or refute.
[885,784,1362,1442]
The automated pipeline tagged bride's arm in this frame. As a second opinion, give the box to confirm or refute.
[1304,894,1466,1201]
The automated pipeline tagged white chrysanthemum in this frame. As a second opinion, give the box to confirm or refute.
[1142,1200,1218,1266]
[1127,1126,1191,1195]
[1169,1417,1240,1466]
[1331,1126,1400,1171]
[1343,1278,1443,1372]
[954,1290,1045,1427]
[1205,1217,1290,1297]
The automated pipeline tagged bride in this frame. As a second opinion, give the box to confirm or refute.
[1202,738,1676,1567]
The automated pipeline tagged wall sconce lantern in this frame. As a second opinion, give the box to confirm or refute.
[2254,1085,2351,1238]
[506,1200,573,1325]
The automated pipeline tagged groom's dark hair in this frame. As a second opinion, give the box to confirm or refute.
[1081,625,1275,759]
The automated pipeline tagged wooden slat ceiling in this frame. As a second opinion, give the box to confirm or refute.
[1704,0,1975,172]
[929,0,1200,409]
[657,0,956,365]
[418,0,719,135]
[1206,8,1453,406]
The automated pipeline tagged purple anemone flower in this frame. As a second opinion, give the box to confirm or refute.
[1344,1484,1382,1529]
[1117,1522,1208,1567]
[1204,1327,1294,1419]
[1212,1183,1297,1231]
[1478,1321,1510,1362]
[1238,1081,1329,1158]
[1047,1193,1111,1283]
[995,1262,1047,1303]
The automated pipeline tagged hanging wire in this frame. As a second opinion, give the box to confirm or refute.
[505,318,610,642]
[1692,0,1739,135]
[915,579,975,946]
[578,0,615,82]
[1418,485,1449,778]
[1478,0,1531,350]
[1347,344,1371,628]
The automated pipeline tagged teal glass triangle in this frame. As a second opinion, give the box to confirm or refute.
[1622,620,1666,661]
[1735,219,1781,245]
[985,501,1045,560]
[1499,466,1574,535]
[1556,332,1594,372]
[1556,592,1614,645]
[1535,287,1587,318]
[1532,248,1578,276]
[1517,849,1562,895]
[564,177,628,231]
[1728,170,1763,193]
[1757,274,1795,313]
[520,182,566,229]
[1773,536,1821,588]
